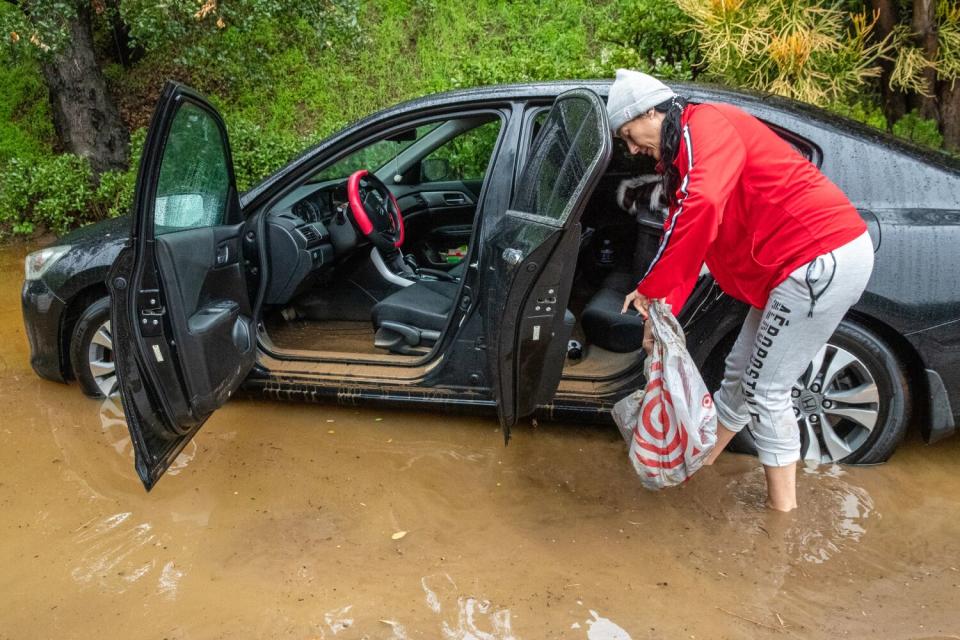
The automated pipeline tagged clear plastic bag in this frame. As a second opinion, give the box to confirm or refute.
[611,300,717,490]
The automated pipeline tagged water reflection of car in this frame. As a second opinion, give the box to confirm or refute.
[21,80,960,489]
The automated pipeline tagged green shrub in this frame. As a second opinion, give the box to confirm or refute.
[0,56,54,166]
[830,100,889,131]
[0,154,94,236]
[3,0,951,241]
[891,110,944,148]
[598,0,698,80]
[225,117,315,191]
[676,0,886,105]
[0,128,143,237]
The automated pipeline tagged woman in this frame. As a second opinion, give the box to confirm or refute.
[607,69,874,511]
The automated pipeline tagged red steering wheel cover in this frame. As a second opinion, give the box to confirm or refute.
[347,169,404,247]
[387,192,405,248]
[346,170,374,235]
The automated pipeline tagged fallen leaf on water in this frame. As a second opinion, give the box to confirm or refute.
[391,531,407,540]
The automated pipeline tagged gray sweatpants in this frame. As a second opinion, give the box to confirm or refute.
[713,231,874,467]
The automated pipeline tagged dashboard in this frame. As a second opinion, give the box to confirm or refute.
[264,181,362,305]
[289,182,347,225]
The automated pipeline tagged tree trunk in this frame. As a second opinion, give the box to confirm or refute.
[870,0,907,125]
[940,80,960,152]
[40,4,129,174]
[911,0,940,120]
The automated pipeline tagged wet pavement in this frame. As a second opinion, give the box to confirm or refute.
[2,243,959,639]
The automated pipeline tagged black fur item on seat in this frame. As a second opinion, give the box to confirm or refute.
[616,174,668,221]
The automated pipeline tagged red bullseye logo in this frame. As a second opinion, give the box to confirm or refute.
[701,393,713,409]
[632,362,689,474]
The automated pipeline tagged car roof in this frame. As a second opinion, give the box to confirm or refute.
[243,79,960,207]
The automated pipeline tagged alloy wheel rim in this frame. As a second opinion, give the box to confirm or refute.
[793,343,880,464]
[87,319,118,397]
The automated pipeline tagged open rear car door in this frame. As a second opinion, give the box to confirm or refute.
[108,82,257,490]
[485,89,612,442]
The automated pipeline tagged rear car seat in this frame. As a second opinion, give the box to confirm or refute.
[581,270,646,353]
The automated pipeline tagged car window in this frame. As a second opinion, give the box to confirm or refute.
[308,115,503,187]
[512,93,606,223]
[312,122,441,182]
[525,102,820,170]
[154,102,231,233]
[421,120,502,183]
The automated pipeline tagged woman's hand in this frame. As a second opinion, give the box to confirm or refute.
[621,290,651,319]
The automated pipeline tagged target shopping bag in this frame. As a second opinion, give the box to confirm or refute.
[611,300,717,490]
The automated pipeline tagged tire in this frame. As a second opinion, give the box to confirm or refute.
[69,297,118,398]
[727,320,911,464]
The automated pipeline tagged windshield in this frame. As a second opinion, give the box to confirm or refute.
[310,123,442,182]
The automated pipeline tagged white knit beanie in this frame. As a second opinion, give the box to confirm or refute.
[606,69,676,134]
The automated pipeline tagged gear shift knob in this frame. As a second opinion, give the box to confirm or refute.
[403,253,419,272]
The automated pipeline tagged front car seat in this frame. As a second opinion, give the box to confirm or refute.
[371,280,459,354]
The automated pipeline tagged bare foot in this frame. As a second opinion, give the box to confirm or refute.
[765,499,798,512]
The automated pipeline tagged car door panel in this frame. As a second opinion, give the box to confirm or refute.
[154,223,254,416]
[392,182,478,269]
[484,89,612,441]
[108,81,255,490]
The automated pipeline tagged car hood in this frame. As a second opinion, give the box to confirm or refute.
[54,216,130,248]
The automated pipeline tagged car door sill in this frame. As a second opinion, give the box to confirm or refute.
[256,330,438,367]
[243,374,615,425]
[255,346,443,384]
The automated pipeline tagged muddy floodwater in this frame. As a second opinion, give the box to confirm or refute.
[2,244,959,640]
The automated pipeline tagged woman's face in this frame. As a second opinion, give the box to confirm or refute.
[617,110,665,160]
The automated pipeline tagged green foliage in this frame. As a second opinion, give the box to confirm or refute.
[598,0,698,80]
[825,101,947,151]
[0,154,93,236]
[676,0,886,105]
[830,100,889,131]
[889,0,960,94]
[94,166,137,220]
[0,0,954,239]
[0,128,142,237]
[0,1,77,58]
[892,110,945,148]
[0,55,54,165]
[419,1,609,88]
[225,116,317,191]
[427,120,502,181]
[121,0,361,85]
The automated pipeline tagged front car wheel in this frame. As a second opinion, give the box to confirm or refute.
[69,297,118,398]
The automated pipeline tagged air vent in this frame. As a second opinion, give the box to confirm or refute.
[298,225,320,245]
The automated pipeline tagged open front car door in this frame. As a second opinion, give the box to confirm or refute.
[485,89,612,442]
[108,82,257,490]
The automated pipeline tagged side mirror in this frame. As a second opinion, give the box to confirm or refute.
[421,157,451,183]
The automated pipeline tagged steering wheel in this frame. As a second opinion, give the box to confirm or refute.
[346,170,405,251]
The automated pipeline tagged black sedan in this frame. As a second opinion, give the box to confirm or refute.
[21,80,960,490]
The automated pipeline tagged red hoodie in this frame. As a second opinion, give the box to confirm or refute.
[635,102,867,311]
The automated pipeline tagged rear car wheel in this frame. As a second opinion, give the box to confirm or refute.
[69,297,118,398]
[729,320,911,464]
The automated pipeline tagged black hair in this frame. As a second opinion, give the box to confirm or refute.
[654,96,688,209]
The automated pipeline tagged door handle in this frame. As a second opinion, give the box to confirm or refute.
[443,193,467,205]
[502,248,524,265]
[215,243,231,266]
